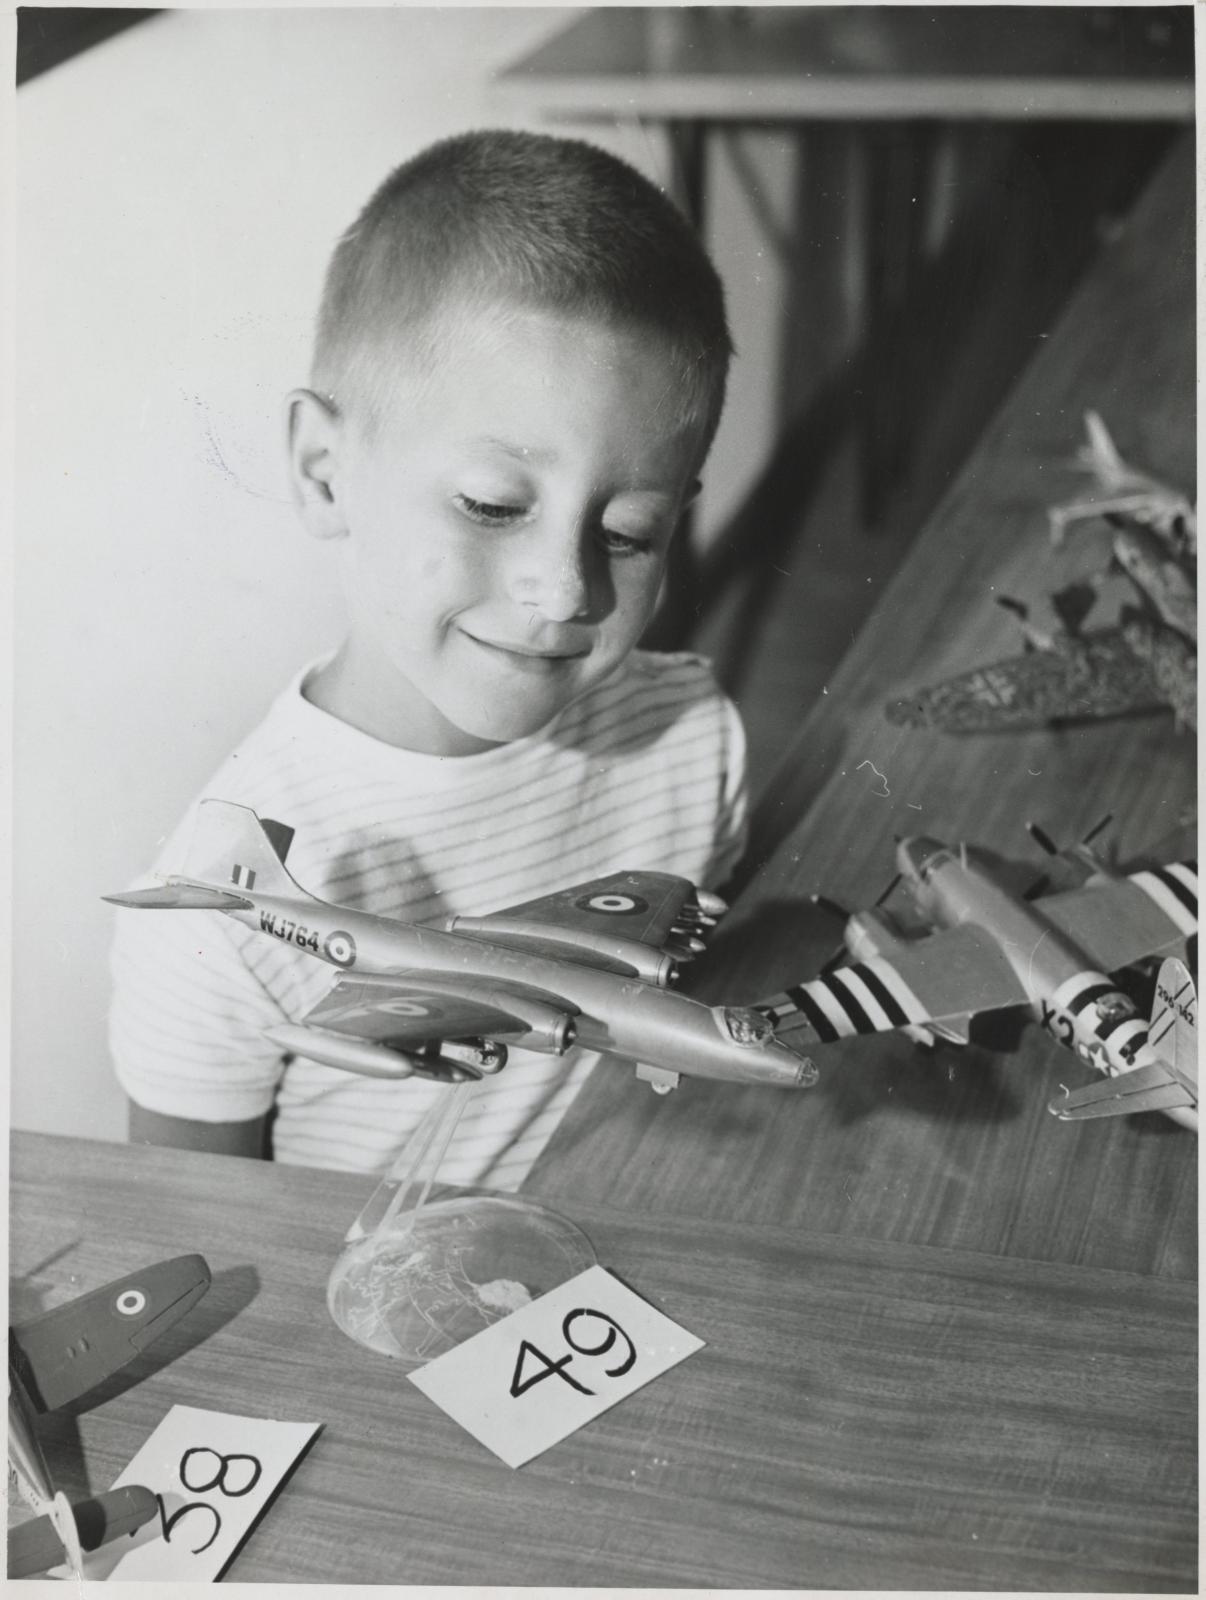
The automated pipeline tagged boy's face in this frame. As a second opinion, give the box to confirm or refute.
[293,304,706,755]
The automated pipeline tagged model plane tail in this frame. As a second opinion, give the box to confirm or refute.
[104,801,306,910]
[1048,958,1197,1124]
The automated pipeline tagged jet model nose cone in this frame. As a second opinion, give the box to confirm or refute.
[791,1053,820,1088]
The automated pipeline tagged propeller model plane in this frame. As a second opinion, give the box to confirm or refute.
[1048,957,1196,1123]
[758,833,1198,1132]
[105,801,817,1097]
[9,1253,211,1577]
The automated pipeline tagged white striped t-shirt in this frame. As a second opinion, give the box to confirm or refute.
[109,650,747,1189]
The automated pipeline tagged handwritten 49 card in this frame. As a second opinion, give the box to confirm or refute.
[408,1264,703,1467]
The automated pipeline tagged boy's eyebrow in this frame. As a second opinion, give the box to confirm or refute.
[465,435,558,467]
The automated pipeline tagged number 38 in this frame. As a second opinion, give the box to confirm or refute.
[510,1308,636,1398]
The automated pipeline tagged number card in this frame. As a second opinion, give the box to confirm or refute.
[74,1405,320,1581]
[408,1264,703,1468]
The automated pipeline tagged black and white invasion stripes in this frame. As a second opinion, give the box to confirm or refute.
[1049,970,1148,1063]
[1129,860,1198,938]
[760,958,929,1041]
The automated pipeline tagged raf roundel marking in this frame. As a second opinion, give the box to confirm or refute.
[577,892,649,916]
[115,1288,147,1317]
[381,998,440,1019]
[324,930,357,968]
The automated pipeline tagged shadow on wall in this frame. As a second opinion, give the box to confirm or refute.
[16,7,160,84]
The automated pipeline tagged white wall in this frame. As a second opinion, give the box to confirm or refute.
[13,7,785,1141]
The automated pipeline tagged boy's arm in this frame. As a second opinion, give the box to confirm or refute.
[110,867,286,1156]
[128,1100,270,1159]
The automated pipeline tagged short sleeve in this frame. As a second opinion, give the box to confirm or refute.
[705,691,749,889]
[109,893,287,1125]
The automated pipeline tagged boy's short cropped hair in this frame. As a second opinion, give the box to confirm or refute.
[314,129,733,447]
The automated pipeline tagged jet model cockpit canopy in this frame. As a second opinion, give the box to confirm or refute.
[719,1006,777,1046]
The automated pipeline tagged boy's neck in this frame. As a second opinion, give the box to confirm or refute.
[304,644,505,757]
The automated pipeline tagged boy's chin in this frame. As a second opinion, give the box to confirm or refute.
[439,687,574,750]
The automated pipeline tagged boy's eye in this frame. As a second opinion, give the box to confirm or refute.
[454,494,528,526]
[599,527,655,557]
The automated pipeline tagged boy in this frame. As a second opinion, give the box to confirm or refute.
[110,130,746,1188]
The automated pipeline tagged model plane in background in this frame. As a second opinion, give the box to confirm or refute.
[758,833,1198,1132]
[8,1254,211,1577]
[105,801,816,1097]
[887,416,1197,735]
[1048,410,1196,554]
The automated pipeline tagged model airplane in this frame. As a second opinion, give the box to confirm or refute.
[888,412,1197,735]
[1048,410,1196,555]
[758,833,1198,1132]
[9,1253,211,1577]
[104,801,817,1096]
[887,513,1196,734]
[1048,957,1196,1122]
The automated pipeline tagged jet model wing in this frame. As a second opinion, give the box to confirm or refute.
[886,633,1167,733]
[1048,1059,1195,1120]
[468,870,719,954]
[1035,860,1197,973]
[10,1254,211,1414]
[760,924,1029,1045]
[300,970,565,1045]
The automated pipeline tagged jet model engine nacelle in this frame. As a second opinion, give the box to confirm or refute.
[843,908,906,963]
[444,915,676,987]
[495,1002,578,1056]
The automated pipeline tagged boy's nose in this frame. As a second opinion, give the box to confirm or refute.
[509,528,592,622]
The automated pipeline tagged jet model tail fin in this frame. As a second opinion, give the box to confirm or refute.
[104,801,306,911]
[177,798,302,897]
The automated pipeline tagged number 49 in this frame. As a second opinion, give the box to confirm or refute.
[510,1308,636,1399]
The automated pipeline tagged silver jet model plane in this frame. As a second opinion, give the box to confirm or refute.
[105,800,816,1096]
[759,835,1198,1131]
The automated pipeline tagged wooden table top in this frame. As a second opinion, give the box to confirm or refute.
[9,1130,1198,1590]
[496,6,1195,122]
[526,132,1197,1284]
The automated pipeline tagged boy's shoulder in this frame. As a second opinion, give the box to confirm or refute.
[568,648,731,734]
[561,649,739,770]
[612,648,724,699]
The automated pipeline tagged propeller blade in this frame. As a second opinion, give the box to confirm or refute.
[1081,812,1114,846]
[1022,875,1052,902]
[873,874,901,908]
[1028,821,1059,857]
[810,893,850,920]
[820,943,848,976]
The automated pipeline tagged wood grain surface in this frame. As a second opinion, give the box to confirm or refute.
[526,134,1197,1280]
[9,1131,1198,1589]
[496,6,1194,122]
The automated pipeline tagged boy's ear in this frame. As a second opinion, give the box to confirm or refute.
[286,388,349,540]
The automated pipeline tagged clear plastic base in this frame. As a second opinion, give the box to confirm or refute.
[327,1193,596,1363]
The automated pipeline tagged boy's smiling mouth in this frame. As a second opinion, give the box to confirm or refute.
[460,629,590,665]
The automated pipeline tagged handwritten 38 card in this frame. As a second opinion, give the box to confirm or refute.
[76,1405,320,1581]
[408,1264,703,1467]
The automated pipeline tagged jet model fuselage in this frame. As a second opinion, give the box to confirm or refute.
[169,884,812,1093]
